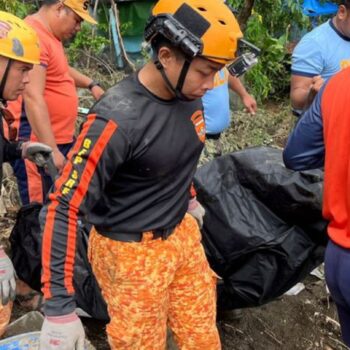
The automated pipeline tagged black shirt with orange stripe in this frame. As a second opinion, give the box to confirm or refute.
[40,73,205,316]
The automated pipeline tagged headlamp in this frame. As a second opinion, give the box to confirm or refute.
[227,39,261,77]
[145,14,203,58]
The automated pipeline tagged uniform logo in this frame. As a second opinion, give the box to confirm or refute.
[83,0,89,10]
[12,38,24,57]
[0,21,11,39]
[62,138,92,195]
[340,59,350,70]
[191,110,206,143]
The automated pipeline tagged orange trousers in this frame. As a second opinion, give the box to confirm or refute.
[88,214,221,350]
[0,302,12,337]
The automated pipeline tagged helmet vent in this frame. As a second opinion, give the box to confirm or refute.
[197,7,207,11]
[218,19,226,25]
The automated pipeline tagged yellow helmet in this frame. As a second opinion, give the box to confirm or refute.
[146,0,243,64]
[0,11,40,65]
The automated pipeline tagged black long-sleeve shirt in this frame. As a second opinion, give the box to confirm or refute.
[40,73,206,316]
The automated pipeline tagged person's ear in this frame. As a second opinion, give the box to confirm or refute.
[55,2,66,18]
[337,4,347,20]
[158,47,177,69]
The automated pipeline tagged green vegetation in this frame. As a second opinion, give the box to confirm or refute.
[66,22,109,66]
[201,104,295,164]
[0,0,36,17]
[228,0,312,102]
[1,0,333,102]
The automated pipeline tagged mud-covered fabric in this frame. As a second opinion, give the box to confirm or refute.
[89,214,220,350]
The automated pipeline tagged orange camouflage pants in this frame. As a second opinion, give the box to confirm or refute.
[88,214,220,350]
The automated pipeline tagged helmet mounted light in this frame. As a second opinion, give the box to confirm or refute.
[227,39,261,77]
[145,14,203,59]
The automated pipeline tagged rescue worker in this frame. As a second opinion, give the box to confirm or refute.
[39,0,242,349]
[7,0,105,205]
[0,11,52,334]
[284,65,350,346]
[203,68,257,157]
[290,0,350,116]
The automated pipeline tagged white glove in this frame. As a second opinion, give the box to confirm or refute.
[187,197,206,228]
[40,312,85,350]
[21,142,52,167]
[0,248,16,305]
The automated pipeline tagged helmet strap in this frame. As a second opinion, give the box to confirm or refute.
[154,58,192,101]
[0,59,12,106]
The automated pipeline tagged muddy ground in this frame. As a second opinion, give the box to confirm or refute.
[80,276,348,350]
[10,273,347,350]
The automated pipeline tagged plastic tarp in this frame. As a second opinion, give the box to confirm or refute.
[193,147,328,310]
[10,204,109,321]
[10,147,327,318]
[302,0,338,17]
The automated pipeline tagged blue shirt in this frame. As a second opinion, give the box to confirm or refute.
[202,69,230,135]
[283,84,326,170]
[292,20,350,80]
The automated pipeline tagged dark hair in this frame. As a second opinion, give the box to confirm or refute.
[337,0,350,9]
[40,0,60,7]
[150,35,185,61]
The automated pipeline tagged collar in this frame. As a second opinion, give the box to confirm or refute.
[329,18,350,42]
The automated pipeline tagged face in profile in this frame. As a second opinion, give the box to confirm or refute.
[0,58,33,101]
[57,6,83,42]
[159,46,223,100]
[180,57,223,100]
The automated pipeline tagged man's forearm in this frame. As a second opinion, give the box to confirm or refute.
[23,96,57,150]
[228,75,249,99]
[290,88,309,110]
[68,66,92,89]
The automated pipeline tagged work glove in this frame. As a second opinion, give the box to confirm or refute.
[0,248,16,305]
[187,197,206,228]
[40,312,85,350]
[21,142,52,167]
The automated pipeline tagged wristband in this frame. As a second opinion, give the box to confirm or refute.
[88,81,101,90]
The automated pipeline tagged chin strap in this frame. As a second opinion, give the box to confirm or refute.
[0,59,11,106]
[154,58,192,101]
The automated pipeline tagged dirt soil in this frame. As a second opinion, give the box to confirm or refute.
[77,275,350,350]
[7,263,348,350]
[218,277,348,350]
[67,275,350,350]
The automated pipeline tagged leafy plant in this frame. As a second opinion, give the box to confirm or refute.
[66,22,109,66]
[227,0,312,102]
[0,0,36,17]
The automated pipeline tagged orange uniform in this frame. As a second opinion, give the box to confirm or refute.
[9,15,78,144]
[7,15,78,204]
[89,215,220,349]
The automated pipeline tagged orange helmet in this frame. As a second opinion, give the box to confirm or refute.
[145,0,243,64]
[0,11,40,64]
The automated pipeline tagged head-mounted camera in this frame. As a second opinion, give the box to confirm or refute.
[227,39,261,77]
[144,14,203,58]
